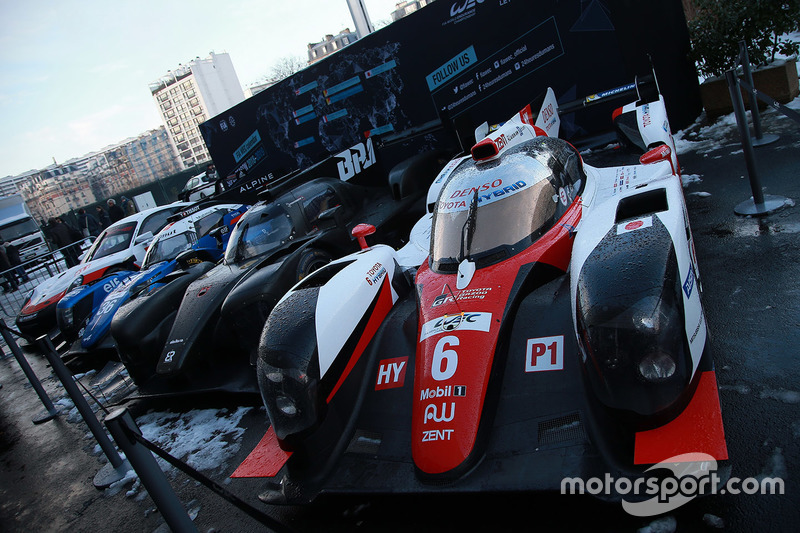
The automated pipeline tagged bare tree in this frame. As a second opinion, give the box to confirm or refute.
[263,55,307,84]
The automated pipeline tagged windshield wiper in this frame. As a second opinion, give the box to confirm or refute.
[459,189,479,261]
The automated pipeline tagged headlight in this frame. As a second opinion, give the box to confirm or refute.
[576,251,692,417]
[638,350,677,382]
[61,307,74,328]
[257,363,320,444]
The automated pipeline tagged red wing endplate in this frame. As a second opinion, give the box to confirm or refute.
[633,370,728,464]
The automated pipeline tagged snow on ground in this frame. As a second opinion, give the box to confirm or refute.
[95,406,255,499]
[136,406,253,475]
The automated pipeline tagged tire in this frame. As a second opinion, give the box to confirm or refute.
[296,249,332,281]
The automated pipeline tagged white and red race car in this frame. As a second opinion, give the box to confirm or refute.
[234,81,728,504]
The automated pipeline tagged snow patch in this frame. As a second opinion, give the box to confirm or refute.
[136,406,253,474]
[681,174,702,187]
[703,514,725,529]
[104,469,138,497]
[758,388,800,404]
[757,447,788,481]
[638,515,677,533]
[688,191,712,197]
[719,383,751,395]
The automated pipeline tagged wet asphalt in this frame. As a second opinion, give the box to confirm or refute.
[0,104,798,532]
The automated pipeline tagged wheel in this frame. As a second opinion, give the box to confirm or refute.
[296,249,332,281]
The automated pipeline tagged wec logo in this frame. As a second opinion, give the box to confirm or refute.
[420,312,492,341]
[450,0,484,16]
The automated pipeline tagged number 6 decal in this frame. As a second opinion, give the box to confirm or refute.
[432,335,459,381]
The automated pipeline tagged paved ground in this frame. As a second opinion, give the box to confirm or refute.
[0,102,798,532]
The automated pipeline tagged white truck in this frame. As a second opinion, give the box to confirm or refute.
[0,194,51,263]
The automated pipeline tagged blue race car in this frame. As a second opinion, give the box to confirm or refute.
[57,203,249,366]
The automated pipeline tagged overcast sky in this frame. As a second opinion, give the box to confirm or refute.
[0,0,403,178]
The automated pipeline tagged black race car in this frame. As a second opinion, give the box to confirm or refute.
[111,150,448,396]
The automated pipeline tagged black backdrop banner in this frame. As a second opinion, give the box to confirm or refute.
[200,0,699,186]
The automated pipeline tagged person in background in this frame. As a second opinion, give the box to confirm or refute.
[121,196,136,216]
[206,163,218,181]
[107,199,125,223]
[77,208,101,238]
[0,243,19,292]
[1,240,30,283]
[95,205,111,228]
[48,217,80,268]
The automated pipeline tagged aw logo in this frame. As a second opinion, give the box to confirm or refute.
[335,138,375,182]
[424,402,455,424]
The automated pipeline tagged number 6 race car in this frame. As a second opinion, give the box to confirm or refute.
[233,79,728,503]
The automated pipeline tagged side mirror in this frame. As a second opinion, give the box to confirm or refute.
[352,223,376,250]
[639,144,676,175]
[318,205,343,229]
[134,231,154,245]
[209,226,229,247]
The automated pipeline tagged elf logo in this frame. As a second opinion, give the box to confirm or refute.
[375,356,408,390]
[424,402,455,424]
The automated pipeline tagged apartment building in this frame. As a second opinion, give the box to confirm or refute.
[11,127,181,221]
[149,52,245,168]
[307,29,360,64]
[390,0,434,22]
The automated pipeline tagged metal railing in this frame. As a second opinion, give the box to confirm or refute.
[0,238,93,319]
[724,40,798,216]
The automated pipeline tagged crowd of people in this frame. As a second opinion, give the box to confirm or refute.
[0,196,140,292]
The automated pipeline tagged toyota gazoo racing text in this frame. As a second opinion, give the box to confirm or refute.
[233,83,728,503]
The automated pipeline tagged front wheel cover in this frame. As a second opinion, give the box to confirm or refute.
[296,249,332,281]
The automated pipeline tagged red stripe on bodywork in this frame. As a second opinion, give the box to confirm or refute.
[326,276,395,402]
[231,426,291,478]
[21,290,67,314]
[83,267,107,285]
[634,370,728,464]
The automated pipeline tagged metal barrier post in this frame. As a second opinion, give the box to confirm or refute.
[105,408,198,533]
[0,321,59,424]
[738,41,779,146]
[34,334,132,488]
[725,70,789,216]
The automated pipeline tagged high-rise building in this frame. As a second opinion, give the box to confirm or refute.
[149,52,245,169]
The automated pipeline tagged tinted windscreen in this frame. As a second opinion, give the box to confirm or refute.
[224,204,294,264]
[86,223,136,262]
[143,232,195,268]
[0,218,40,241]
[431,151,559,269]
